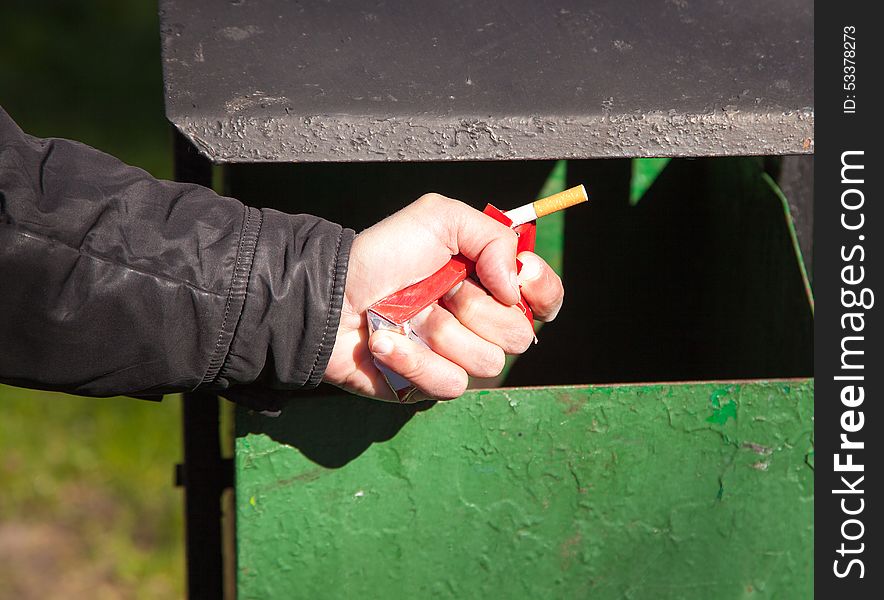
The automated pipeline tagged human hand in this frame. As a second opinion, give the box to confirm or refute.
[323,193,565,402]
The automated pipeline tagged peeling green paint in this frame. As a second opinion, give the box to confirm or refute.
[236,380,813,599]
[707,387,738,425]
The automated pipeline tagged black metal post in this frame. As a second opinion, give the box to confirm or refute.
[179,391,225,599]
[173,130,226,599]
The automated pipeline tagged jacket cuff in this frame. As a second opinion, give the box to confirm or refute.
[212,208,355,390]
[305,218,353,387]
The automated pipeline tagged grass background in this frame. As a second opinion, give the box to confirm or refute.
[1,1,185,596]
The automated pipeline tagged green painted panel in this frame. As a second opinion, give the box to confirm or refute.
[236,381,813,599]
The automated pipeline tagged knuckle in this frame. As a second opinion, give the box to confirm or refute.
[416,192,446,209]
[484,226,518,249]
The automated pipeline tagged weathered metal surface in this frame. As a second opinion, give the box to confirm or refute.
[160,0,813,163]
[236,380,813,598]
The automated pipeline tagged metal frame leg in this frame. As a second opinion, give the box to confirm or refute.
[173,130,228,599]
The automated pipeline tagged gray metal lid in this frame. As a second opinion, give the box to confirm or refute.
[160,0,813,163]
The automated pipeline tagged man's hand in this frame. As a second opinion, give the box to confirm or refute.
[324,193,565,402]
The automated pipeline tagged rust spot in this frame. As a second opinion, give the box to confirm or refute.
[264,467,327,492]
[559,532,583,570]
[292,467,326,482]
[556,392,584,415]
[741,442,772,455]
[802,137,812,150]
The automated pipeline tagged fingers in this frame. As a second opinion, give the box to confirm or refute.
[441,278,536,354]
[410,304,506,378]
[517,251,565,322]
[369,329,469,400]
[416,194,521,306]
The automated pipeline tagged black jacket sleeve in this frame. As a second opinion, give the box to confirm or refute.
[0,106,354,397]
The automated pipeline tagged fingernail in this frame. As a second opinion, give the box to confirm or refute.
[371,334,394,355]
[517,252,542,283]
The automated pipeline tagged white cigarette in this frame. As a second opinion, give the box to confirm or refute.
[505,185,588,227]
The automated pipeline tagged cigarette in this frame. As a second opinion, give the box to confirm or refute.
[505,184,588,227]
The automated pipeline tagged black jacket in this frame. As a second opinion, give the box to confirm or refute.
[0,107,354,398]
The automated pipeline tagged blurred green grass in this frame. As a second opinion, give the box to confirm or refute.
[1,0,183,596]
[0,389,184,598]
